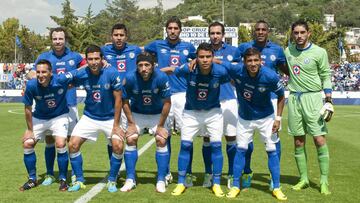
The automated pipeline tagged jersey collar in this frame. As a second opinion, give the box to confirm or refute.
[296,42,312,51]
[112,43,128,52]
[51,47,70,57]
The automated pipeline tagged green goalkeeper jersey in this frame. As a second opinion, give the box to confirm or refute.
[284,43,332,93]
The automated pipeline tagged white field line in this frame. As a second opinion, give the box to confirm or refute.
[74,138,156,203]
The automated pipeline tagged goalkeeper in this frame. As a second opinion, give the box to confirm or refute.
[284,20,333,195]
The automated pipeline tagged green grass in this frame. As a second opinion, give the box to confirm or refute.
[1,103,360,202]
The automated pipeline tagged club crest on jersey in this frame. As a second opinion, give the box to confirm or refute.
[304,58,310,64]
[270,55,276,61]
[227,55,233,61]
[170,55,180,66]
[243,91,252,101]
[143,95,152,105]
[56,68,66,74]
[183,50,189,56]
[293,65,301,75]
[117,60,126,72]
[58,88,64,95]
[129,52,135,59]
[69,60,75,66]
[46,99,56,108]
[197,89,208,100]
[258,86,266,92]
[92,91,101,102]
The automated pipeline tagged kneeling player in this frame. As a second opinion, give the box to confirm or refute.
[121,52,171,193]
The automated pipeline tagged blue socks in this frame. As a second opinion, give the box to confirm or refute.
[186,144,193,174]
[124,145,138,180]
[156,146,169,182]
[233,147,246,188]
[177,140,192,184]
[108,153,123,182]
[267,151,280,189]
[44,143,55,176]
[56,147,68,181]
[202,142,212,174]
[276,140,281,161]
[70,151,84,182]
[244,141,254,174]
[24,148,37,180]
[226,141,236,176]
[211,142,223,185]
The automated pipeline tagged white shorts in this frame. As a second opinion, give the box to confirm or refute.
[220,99,238,137]
[71,115,117,141]
[236,114,277,152]
[33,113,69,142]
[181,108,223,142]
[68,106,79,135]
[168,92,186,131]
[126,113,170,135]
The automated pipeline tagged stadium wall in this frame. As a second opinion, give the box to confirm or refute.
[1,90,360,105]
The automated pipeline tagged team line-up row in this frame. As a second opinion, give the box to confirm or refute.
[19,16,334,201]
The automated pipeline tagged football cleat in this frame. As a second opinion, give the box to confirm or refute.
[19,179,38,191]
[272,188,287,201]
[171,184,186,196]
[71,174,76,184]
[227,175,234,189]
[41,175,55,186]
[156,181,166,193]
[107,181,118,193]
[241,172,253,189]
[202,173,212,188]
[212,184,224,197]
[226,187,240,198]
[68,181,86,192]
[184,173,193,187]
[320,182,331,195]
[291,179,309,191]
[59,179,68,191]
[165,173,173,186]
[120,179,136,192]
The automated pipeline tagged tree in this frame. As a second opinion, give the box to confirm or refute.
[238,25,252,44]
[78,4,98,52]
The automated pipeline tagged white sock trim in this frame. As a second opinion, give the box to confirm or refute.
[112,152,123,160]
[69,151,81,158]
[125,145,137,151]
[24,148,35,154]
[56,147,67,154]
[156,146,168,153]
[45,143,55,148]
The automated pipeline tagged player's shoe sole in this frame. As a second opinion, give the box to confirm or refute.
[272,188,287,201]
[171,184,186,196]
[212,184,224,197]
[291,180,309,191]
[226,187,240,198]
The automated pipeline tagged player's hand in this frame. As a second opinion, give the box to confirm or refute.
[212,58,222,64]
[155,126,168,139]
[272,120,280,133]
[22,129,34,143]
[188,59,197,72]
[111,126,125,140]
[102,59,111,68]
[320,97,334,122]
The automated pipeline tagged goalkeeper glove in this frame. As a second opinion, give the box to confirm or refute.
[320,97,334,122]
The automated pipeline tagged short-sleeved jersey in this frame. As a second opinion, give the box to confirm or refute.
[122,69,171,115]
[60,66,122,121]
[284,43,332,93]
[35,47,84,106]
[101,43,142,81]
[22,77,69,120]
[174,63,229,111]
[144,39,196,93]
[214,42,241,101]
[225,63,285,120]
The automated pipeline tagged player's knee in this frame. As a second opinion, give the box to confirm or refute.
[314,135,326,147]
[126,133,138,146]
[23,138,35,149]
[68,140,80,153]
[112,143,124,154]
[55,138,66,149]
[155,136,167,147]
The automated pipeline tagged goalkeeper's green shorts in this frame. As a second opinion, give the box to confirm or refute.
[287,91,328,137]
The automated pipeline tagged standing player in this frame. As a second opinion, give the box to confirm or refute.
[285,20,333,195]
[221,48,287,200]
[20,60,70,191]
[101,23,142,160]
[238,20,288,189]
[59,45,124,192]
[34,27,86,186]
[201,21,240,188]
[163,43,228,197]
[121,52,171,193]
[144,16,196,183]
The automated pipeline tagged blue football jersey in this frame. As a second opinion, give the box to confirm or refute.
[122,69,171,114]
[213,42,241,101]
[225,63,284,120]
[60,66,122,121]
[174,63,229,111]
[23,77,69,120]
[101,43,142,81]
[35,47,84,106]
[144,40,196,93]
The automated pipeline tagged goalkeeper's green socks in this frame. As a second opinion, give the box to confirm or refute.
[317,144,330,184]
[294,146,308,182]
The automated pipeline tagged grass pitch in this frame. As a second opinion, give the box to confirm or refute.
[0,103,360,202]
